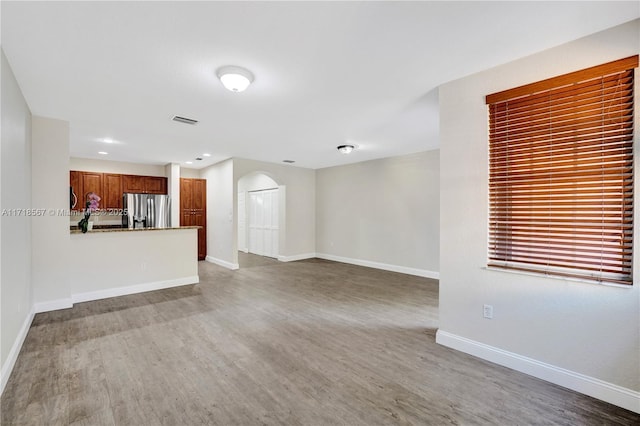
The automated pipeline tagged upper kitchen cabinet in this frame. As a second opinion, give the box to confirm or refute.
[103,174,123,209]
[122,175,145,193]
[70,170,81,211]
[71,171,168,211]
[123,175,167,194]
[80,171,104,207]
[145,176,167,194]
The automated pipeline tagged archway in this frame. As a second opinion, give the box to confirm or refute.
[236,172,285,266]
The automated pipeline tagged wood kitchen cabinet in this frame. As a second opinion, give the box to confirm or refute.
[70,170,81,210]
[79,171,103,209]
[71,171,167,212]
[180,178,207,260]
[103,174,123,209]
[123,175,167,194]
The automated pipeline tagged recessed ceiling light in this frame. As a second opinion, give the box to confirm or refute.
[203,153,211,157]
[337,144,355,154]
[185,161,193,165]
[98,151,108,155]
[102,138,114,144]
[217,66,254,92]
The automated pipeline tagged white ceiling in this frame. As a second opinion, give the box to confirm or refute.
[2,1,638,169]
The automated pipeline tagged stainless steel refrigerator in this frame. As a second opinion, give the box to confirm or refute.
[123,193,171,229]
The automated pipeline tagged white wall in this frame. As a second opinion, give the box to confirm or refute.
[316,151,439,277]
[234,158,316,261]
[67,229,198,302]
[69,157,167,176]
[0,49,32,385]
[31,117,70,305]
[438,19,639,409]
[201,159,236,268]
[180,168,201,179]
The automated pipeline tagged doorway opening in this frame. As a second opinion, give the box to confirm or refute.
[237,173,283,266]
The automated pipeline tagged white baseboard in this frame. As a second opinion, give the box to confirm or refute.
[278,253,317,262]
[34,298,73,313]
[33,276,200,313]
[1,307,35,396]
[436,330,640,414]
[72,276,200,304]
[205,255,239,270]
[316,253,439,279]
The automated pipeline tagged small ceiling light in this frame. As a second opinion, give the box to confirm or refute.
[98,151,108,155]
[185,161,193,165]
[337,144,355,154]
[217,66,254,92]
[102,138,114,144]
[203,153,211,157]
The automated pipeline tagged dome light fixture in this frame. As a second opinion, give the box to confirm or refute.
[217,65,254,92]
[337,144,355,154]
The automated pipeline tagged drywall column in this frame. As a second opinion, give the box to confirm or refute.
[165,162,180,227]
[1,49,33,392]
[31,116,70,308]
[201,159,236,269]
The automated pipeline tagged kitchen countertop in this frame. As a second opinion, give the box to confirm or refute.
[70,226,201,235]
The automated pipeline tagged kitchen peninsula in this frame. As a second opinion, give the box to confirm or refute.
[67,226,199,306]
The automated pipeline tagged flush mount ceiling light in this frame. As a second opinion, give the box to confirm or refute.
[98,151,108,155]
[217,66,254,92]
[337,144,355,154]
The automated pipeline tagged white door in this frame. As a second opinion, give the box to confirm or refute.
[248,188,279,258]
[237,192,247,252]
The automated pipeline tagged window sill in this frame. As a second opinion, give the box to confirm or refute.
[483,266,633,289]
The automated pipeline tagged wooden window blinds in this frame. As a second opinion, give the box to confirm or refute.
[486,56,638,285]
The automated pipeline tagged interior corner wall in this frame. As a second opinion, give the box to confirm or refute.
[438,18,639,396]
[31,116,70,305]
[233,158,316,260]
[315,151,439,277]
[201,159,235,267]
[0,49,32,372]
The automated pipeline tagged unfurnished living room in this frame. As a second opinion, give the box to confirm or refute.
[1,2,639,425]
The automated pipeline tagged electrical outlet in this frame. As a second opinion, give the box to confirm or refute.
[483,304,493,319]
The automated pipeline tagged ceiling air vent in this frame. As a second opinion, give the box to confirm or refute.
[283,160,295,164]
[172,115,198,125]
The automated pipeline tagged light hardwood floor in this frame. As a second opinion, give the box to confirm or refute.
[2,254,638,425]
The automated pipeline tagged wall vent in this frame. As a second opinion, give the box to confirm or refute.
[172,115,198,125]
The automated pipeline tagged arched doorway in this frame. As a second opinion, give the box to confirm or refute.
[237,172,284,265]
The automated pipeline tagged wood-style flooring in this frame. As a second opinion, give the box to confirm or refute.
[2,253,638,425]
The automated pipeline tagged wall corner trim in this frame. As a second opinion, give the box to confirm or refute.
[316,253,439,279]
[278,253,317,262]
[1,308,35,396]
[205,256,239,270]
[435,330,640,414]
[34,298,73,313]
